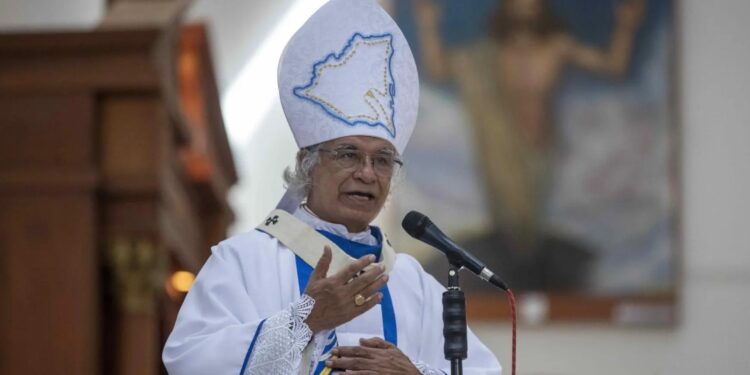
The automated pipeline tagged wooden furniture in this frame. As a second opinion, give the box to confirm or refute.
[0,23,236,375]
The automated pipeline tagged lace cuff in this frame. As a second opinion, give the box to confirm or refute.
[413,360,447,375]
[243,294,315,374]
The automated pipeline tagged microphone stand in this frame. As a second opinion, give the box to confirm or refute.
[443,261,467,375]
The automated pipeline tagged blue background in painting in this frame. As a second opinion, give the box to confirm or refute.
[394,0,673,89]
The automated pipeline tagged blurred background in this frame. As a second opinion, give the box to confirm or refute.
[0,0,748,374]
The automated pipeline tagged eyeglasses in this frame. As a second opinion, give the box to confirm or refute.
[319,147,403,177]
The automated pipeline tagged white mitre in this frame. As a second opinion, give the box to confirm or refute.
[278,0,419,155]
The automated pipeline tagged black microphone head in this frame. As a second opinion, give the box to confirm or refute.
[401,210,432,239]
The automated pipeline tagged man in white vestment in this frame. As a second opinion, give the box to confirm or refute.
[162,0,502,373]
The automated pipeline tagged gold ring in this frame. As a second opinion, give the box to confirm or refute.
[354,294,366,306]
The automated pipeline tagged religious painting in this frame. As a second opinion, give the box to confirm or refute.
[381,0,678,324]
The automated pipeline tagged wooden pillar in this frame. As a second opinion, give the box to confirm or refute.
[0,93,99,375]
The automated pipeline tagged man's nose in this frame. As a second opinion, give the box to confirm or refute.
[353,155,378,182]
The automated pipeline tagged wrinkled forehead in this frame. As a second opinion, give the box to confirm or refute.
[324,136,398,154]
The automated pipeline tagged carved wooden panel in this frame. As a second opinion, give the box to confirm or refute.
[0,23,235,375]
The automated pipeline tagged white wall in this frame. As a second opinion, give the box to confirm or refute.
[0,0,103,31]
[188,0,298,94]
[472,0,750,373]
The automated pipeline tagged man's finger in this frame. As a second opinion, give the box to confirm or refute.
[359,337,393,349]
[334,254,375,283]
[330,345,373,359]
[345,263,386,292]
[325,355,372,371]
[309,246,332,281]
[355,291,383,313]
[353,273,388,301]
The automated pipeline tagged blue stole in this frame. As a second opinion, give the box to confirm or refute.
[294,228,398,374]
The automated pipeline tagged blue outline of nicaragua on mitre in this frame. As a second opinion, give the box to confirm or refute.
[293,32,397,138]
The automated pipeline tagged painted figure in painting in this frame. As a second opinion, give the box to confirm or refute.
[413,0,645,289]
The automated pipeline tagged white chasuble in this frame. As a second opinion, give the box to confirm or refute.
[163,209,502,374]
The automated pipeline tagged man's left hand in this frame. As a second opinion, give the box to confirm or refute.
[326,337,421,374]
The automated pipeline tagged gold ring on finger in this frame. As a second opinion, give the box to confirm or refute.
[354,293,366,306]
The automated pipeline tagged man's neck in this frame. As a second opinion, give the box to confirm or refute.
[302,204,368,233]
[294,205,377,246]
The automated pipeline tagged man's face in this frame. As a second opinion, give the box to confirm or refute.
[306,136,397,232]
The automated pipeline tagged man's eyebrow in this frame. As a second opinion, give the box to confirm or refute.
[375,148,396,156]
[331,144,396,155]
[332,144,358,150]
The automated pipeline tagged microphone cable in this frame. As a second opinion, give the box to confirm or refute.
[506,289,517,375]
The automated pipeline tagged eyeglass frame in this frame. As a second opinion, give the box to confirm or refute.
[317,146,403,177]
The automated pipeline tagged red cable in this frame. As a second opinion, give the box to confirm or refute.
[506,289,517,375]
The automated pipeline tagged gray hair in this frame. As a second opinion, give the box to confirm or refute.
[283,144,322,196]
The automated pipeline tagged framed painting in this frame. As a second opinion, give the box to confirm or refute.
[380,0,678,325]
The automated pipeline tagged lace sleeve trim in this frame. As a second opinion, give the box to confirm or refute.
[243,294,315,374]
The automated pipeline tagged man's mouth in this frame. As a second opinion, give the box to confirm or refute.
[345,191,376,201]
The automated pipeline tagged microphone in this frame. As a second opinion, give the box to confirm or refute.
[402,210,508,291]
